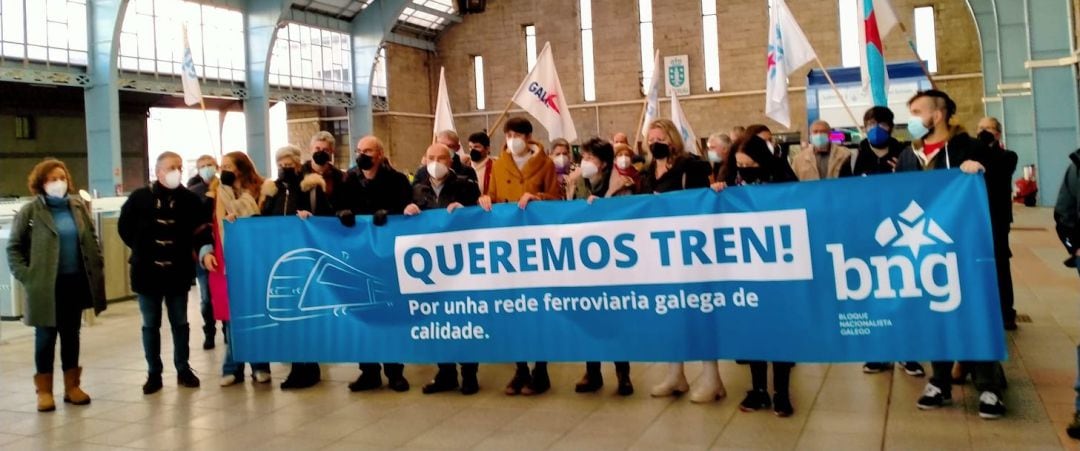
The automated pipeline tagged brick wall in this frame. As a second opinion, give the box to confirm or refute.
[376,0,985,167]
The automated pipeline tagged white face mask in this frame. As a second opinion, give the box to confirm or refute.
[426,161,449,181]
[161,169,183,189]
[615,155,632,170]
[44,180,68,198]
[708,150,723,163]
[580,160,599,179]
[553,154,569,169]
[507,137,528,156]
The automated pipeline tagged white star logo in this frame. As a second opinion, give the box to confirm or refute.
[874,201,953,257]
[892,219,936,258]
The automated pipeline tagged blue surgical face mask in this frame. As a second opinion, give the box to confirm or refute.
[198,166,216,182]
[866,125,891,148]
[810,133,830,148]
[907,116,931,140]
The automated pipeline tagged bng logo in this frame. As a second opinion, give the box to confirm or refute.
[826,201,961,313]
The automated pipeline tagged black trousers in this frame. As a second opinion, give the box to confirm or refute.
[585,362,630,375]
[930,361,1005,395]
[749,361,794,394]
[359,363,404,378]
[996,252,1016,324]
[515,362,547,372]
[435,363,479,379]
[34,273,88,374]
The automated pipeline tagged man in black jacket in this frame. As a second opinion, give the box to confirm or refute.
[853,107,907,176]
[303,131,346,205]
[335,135,413,393]
[977,117,1020,330]
[118,151,205,395]
[1054,147,1080,439]
[186,154,219,350]
[896,90,1006,420]
[404,143,482,395]
[261,145,334,390]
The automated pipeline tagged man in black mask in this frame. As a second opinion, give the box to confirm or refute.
[333,135,413,393]
[977,117,1019,330]
[302,131,345,207]
[467,132,496,196]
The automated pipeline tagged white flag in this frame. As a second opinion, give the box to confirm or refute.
[179,24,203,107]
[640,49,662,139]
[765,0,817,128]
[510,42,577,142]
[433,66,455,137]
[670,94,700,156]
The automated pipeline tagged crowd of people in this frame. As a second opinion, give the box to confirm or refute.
[10,88,1072,432]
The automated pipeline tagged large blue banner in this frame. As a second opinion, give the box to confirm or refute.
[224,170,1006,363]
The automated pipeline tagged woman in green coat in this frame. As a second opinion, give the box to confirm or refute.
[6,159,106,412]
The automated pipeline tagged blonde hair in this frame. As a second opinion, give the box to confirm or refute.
[613,143,635,158]
[647,119,686,159]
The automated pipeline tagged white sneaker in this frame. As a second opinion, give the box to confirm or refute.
[650,363,690,397]
[254,370,271,384]
[219,374,238,387]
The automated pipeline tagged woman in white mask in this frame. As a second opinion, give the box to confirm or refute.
[8,159,106,412]
[567,138,637,395]
[549,138,575,199]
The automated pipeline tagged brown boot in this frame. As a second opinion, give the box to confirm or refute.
[63,367,91,405]
[34,374,55,412]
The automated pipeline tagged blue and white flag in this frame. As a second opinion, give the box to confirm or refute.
[670,93,700,156]
[180,24,202,107]
[224,170,1006,364]
[765,0,817,128]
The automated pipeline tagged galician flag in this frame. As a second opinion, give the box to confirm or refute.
[641,49,661,139]
[670,93,700,156]
[765,0,817,128]
[510,42,577,142]
[433,66,455,136]
[858,0,899,106]
[179,24,203,107]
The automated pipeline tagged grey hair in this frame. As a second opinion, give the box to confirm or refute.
[310,131,336,148]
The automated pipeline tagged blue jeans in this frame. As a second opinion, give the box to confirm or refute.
[138,293,190,374]
[34,274,87,374]
[195,267,216,339]
[221,321,269,377]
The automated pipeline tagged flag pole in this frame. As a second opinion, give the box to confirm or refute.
[896,22,937,89]
[632,99,648,150]
[487,98,516,139]
[812,57,864,133]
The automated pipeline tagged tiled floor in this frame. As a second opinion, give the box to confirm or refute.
[1,205,1079,450]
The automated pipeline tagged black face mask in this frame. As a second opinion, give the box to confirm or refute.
[738,167,764,185]
[312,151,331,166]
[650,143,671,160]
[977,130,999,148]
[280,167,299,184]
[219,170,236,187]
[356,154,375,170]
[470,149,485,163]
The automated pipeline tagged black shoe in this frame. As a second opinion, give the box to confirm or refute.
[1067,412,1080,439]
[143,373,163,395]
[978,391,1005,419]
[1004,320,1018,331]
[348,374,382,392]
[773,392,794,417]
[422,377,459,394]
[177,369,200,388]
[202,336,215,350]
[504,369,531,396]
[735,360,749,365]
[616,371,634,396]
[460,373,480,396]
[862,362,890,374]
[739,390,771,412]
[523,367,550,396]
[387,376,410,392]
[281,367,320,390]
[575,373,603,393]
[903,362,926,377]
[916,383,952,410]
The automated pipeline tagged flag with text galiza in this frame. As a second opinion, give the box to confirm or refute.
[511,42,576,142]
